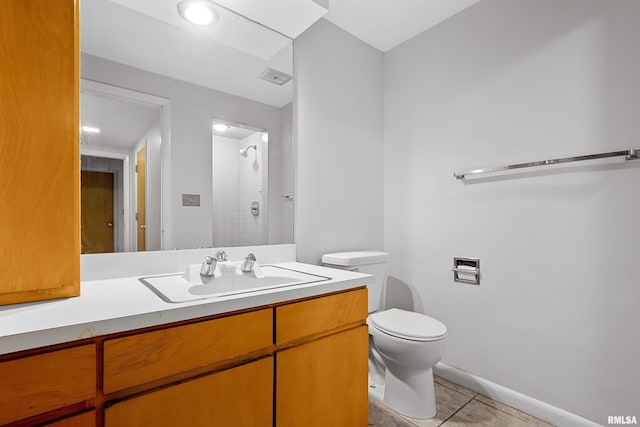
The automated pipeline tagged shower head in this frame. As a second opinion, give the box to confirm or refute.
[239,145,257,157]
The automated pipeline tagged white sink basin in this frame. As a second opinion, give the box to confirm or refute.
[140,265,331,303]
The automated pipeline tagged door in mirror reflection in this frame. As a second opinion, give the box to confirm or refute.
[81,169,115,254]
[136,145,148,251]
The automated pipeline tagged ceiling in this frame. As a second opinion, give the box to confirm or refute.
[212,124,263,140]
[81,0,304,108]
[80,0,480,109]
[324,0,481,52]
[212,0,327,38]
[80,93,162,150]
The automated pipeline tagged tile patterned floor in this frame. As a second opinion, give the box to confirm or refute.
[369,376,555,427]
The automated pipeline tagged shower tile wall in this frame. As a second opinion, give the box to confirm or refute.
[212,133,268,247]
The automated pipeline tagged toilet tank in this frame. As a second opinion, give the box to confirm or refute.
[321,251,388,313]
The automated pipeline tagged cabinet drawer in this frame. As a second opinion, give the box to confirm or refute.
[44,410,96,427]
[0,345,96,425]
[104,309,272,394]
[105,357,273,427]
[276,288,367,344]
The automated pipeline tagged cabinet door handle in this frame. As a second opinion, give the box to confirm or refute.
[107,222,113,228]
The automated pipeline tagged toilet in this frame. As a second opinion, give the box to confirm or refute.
[322,251,447,419]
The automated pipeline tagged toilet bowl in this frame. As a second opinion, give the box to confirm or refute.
[321,251,447,420]
[369,308,446,419]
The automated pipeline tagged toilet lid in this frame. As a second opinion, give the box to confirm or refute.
[370,308,447,341]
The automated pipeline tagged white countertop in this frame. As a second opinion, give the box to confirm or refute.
[0,262,372,355]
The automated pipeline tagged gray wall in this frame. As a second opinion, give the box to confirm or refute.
[383,0,640,424]
[81,54,291,250]
[294,19,384,264]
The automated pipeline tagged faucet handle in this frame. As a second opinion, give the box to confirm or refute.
[200,256,217,277]
[215,250,228,262]
[241,253,256,273]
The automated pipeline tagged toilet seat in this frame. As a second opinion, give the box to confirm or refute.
[370,308,447,342]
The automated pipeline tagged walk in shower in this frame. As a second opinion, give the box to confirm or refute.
[211,121,269,247]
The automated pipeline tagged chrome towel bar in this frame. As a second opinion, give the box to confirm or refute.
[454,148,639,179]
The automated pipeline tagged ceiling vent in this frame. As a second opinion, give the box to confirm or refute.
[258,68,293,86]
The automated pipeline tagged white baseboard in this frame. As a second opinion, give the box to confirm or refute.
[433,363,601,427]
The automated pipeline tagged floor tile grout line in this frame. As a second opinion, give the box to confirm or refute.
[431,379,478,426]
[436,380,550,426]
[434,378,478,399]
[469,397,544,426]
[370,397,421,427]
[370,380,552,427]
[439,394,476,426]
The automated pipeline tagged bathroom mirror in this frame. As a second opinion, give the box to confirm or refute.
[79,0,294,253]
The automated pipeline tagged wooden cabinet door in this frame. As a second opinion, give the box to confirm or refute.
[105,357,273,427]
[276,326,368,427]
[0,0,79,305]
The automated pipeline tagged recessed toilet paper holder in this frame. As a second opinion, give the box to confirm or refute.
[452,257,480,285]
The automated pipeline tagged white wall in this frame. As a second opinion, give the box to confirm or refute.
[81,54,290,250]
[268,102,294,245]
[280,102,295,243]
[134,116,162,251]
[294,19,384,264]
[383,0,640,424]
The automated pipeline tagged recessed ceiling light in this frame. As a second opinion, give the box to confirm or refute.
[177,1,219,26]
[213,123,230,132]
[82,126,100,133]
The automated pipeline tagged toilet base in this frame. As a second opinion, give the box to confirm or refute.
[368,382,385,402]
[381,367,437,419]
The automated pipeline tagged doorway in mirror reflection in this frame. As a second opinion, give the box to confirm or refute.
[80,88,163,254]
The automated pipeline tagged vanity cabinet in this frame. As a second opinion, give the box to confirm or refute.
[276,327,368,426]
[0,345,96,425]
[0,0,80,305]
[275,289,369,426]
[102,308,274,426]
[105,358,273,427]
[0,287,367,426]
[103,308,273,394]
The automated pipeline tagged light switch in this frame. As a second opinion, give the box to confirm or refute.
[182,194,200,207]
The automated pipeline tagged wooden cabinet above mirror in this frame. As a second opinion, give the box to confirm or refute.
[0,0,79,305]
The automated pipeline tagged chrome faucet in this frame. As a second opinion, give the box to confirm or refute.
[241,253,256,273]
[200,250,228,280]
[200,255,217,279]
[215,250,228,262]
